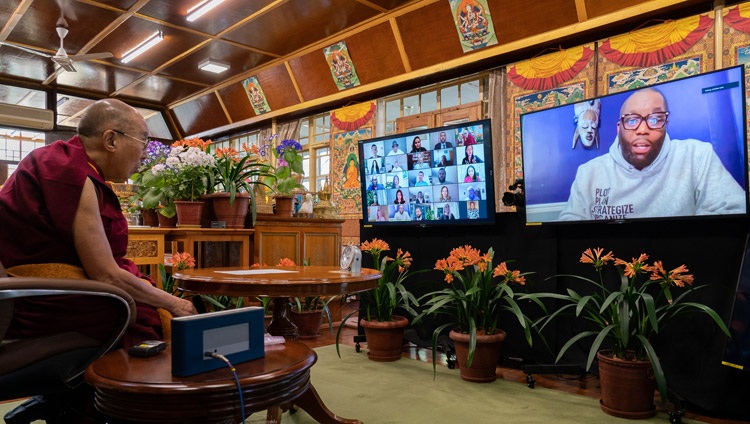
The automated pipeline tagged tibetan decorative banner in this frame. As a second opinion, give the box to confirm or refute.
[721,3,750,173]
[241,76,271,115]
[505,44,596,182]
[332,127,373,219]
[449,0,497,53]
[725,2,750,34]
[598,12,714,95]
[324,41,361,90]
[331,101,376,131]
[599,13,713,68]
[507,46,594,91]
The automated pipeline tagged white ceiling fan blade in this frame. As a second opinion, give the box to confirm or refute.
[52,57,76,72]
[69,52,113,61]
[0,41,53,58]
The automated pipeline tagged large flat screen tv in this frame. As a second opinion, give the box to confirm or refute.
[359,119,495,226]
[520,65,748,225]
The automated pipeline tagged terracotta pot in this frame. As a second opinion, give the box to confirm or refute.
[274,196,294,217]
[157,212,177,228]
[211,192,250,228]
[597,350,657,419]
[141,208,159,227]
[449,329,506,383]
[289,308,324,339]
[360,315,409,362]
[174,200,204,227]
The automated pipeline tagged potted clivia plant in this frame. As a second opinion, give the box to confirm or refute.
[414,245,540,383]
[212,143,273,227]
[336,238,428,362]
[530,248,730,419]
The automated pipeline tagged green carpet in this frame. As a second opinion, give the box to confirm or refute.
[262,344,706,424]
[0,345,707,423]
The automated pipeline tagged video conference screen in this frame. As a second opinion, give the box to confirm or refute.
[359,119,495,227]
[520,65,748,225]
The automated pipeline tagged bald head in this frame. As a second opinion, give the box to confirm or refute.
[620,87,668,116]
[78,99,144,141]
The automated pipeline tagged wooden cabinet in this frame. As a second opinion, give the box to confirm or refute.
[252,216,344,266]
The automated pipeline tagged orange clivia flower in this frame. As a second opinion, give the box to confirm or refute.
[361,238,389,256]
[215,147,240,161]
[492,261,526,285]
[435,257,464,283]
[580,247,614,271]
[169,252,196,271]
[277,258,296,266]
[449,245,481,267]
[242,143,260,155]
[615,253,651,278]
[649,261,693,288]
[174,137,211,149]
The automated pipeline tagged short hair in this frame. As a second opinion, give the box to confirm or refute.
[620,87,669,116]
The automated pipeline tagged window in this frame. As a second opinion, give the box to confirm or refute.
[0,129,45,178]
[382,74,489,135]
[298,113,331,192]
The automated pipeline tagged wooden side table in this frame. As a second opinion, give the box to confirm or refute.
[126,227,169,288]
[84,342,361,424]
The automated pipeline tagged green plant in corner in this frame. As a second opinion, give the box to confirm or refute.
[530,247,730,406]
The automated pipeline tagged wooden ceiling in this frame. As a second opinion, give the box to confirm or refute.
[0,0,716,140]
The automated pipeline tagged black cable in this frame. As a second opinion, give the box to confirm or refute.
[205,351,245,423]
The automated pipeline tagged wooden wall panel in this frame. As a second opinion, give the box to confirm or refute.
[172,93,230,137]
[396,2,464,70]
[345,22,406,83]
[584,0,653,19]
[219,83,256,123]
[288,52,340,102]
[488,0,579,45]
[256,64,304,110]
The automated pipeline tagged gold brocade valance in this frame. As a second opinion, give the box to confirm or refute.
[507,46,594,91]
[599,14,713,67]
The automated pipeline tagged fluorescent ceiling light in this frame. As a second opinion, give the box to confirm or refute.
[198,59,230,73]
[122,31,163,64]
[187,0,226,22]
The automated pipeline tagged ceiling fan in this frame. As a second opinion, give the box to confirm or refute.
[0,25,113,73]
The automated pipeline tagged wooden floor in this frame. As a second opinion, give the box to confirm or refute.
[307,310,747,424]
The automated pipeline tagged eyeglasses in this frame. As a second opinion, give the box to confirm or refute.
[111,129,150,148]
[620,112,669,130]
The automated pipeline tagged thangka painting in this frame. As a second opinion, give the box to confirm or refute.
[332,128,373,218]
[505,44,596,183]
[449,0,497,53]
[597,12,714,95]
[241,76,271,115]
[324,41,361,91]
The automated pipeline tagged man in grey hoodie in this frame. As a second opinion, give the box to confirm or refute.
[559,87,745,221]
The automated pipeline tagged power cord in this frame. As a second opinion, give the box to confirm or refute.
[205,351,245,424]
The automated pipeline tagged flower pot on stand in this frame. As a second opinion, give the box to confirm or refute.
[360,315,409,362]
[289,308,324,339]
[274,196,294,217]
[597,350,657,419]
[449,329,506,383]
[211,192,250,228]
[157,212,177,228]
[141,208,159,227]
[174,200,204,228]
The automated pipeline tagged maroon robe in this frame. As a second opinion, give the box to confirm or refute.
[0,135,161,346]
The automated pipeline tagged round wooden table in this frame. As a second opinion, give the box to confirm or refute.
[85,341,360,424]
[174,266,381,339]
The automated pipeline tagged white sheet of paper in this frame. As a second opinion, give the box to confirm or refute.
[215,269,299,275]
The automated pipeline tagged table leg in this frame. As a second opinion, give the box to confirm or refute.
[266,406,282,423]
[267,297,299,340]
[294,384,362,424]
